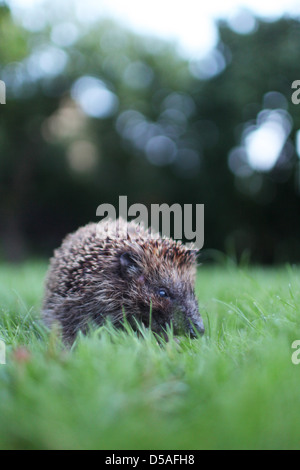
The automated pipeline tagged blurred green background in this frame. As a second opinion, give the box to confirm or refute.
[1,0,300,264]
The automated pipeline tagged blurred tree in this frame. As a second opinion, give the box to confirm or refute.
[1,1,300,263]
[192,19,300,262]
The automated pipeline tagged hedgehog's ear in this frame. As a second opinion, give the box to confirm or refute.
[119,252,141,278]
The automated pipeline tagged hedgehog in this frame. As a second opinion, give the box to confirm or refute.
[42,218,205,344]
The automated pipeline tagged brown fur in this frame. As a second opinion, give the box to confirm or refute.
[42,218,204,343]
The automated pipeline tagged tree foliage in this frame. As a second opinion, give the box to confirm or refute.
[1,3,300,263]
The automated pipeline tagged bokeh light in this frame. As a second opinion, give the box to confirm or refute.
[71,76,119,119]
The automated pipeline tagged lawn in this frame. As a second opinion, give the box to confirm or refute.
[0,261,300,450]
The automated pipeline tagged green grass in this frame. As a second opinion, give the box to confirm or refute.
[0,261,300,449]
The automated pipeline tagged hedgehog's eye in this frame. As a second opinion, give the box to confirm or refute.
[158,288,169,298]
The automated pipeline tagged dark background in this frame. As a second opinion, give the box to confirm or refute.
[1,2,300,264]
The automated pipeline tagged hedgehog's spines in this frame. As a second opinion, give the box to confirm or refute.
[42,217,202,343]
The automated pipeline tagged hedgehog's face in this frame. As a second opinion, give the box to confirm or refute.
[119,251,205,338]
[144,282,205,339]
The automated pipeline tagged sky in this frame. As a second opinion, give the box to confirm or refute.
[8,0,300,59]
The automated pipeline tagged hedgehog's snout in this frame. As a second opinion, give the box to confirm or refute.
[188,317,205,338]
[183,295,205,338]
[172,295,205,338]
